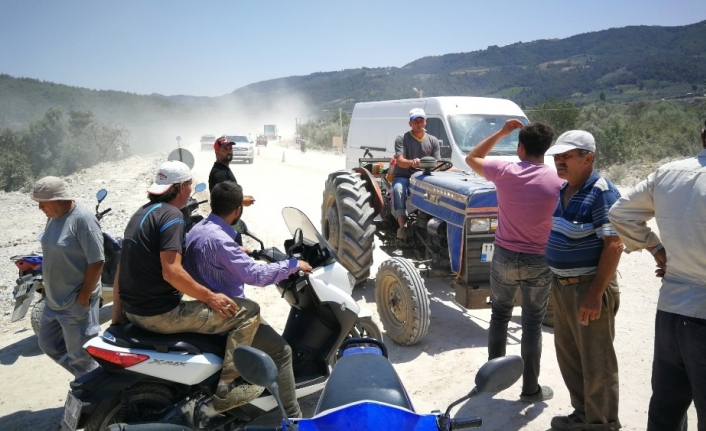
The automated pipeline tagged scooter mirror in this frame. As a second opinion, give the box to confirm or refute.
[96,189,108,203]
[233,345,279,389]
[233,219,248,235]
[474,355,523,395]
[193,182,207,194]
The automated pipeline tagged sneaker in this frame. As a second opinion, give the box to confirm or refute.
[212,379,265,412]
[550,413,587,430]
[520,385,553,403]
[397,226,405,240]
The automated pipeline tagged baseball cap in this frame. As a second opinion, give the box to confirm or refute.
[30,176,73,202]
[409,108,426,121]
[147,160,192,195]
[545,130,596,156]
[214,136,234,150]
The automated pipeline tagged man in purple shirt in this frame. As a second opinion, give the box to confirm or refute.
[466,119,563,404]
[184,181,312,418]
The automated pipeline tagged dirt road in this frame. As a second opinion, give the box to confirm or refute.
[0,142,697,430]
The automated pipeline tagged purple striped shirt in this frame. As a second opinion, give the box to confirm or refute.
[183,214,298,298]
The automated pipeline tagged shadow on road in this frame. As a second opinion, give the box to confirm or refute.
[0,330,42,365]
[0,406,63,430]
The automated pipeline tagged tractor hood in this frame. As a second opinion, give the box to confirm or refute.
[409,171,498,273]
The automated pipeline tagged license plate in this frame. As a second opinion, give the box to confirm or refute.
[481,243,495,262]
[61,391,81,431]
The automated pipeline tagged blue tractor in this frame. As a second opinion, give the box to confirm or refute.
[321,156,531,346]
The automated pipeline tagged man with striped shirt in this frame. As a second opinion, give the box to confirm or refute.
[184,181,311,418]
[545,131,624,431]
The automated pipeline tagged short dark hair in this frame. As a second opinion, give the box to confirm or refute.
[519,122,555,157]
[148,181,186,204]
[211,181,243,217]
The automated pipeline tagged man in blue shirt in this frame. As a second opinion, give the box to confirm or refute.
[544,131,624,431]
[184,181,311,418]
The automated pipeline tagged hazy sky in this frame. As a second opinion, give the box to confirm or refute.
[1,0,703,97]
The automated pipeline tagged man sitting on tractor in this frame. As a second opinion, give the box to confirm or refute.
[392,108,440,239]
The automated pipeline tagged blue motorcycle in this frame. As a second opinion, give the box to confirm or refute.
[104,338,523,431]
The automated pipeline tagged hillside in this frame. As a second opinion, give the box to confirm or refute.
[1,20,705,141]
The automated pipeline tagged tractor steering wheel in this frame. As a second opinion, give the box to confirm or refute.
[432,160,454,172]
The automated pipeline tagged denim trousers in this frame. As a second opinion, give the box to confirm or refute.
[126,296,260,383]
[487,245,552,395]
[392,177,410,219]
[38,296,100,378]
[552,274,621,429]
[647,310,706,431]
[251,319,301,418]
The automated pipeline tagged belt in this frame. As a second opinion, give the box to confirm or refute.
[557,274,595,286]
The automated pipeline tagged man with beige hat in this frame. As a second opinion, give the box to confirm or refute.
[31,176,104,378]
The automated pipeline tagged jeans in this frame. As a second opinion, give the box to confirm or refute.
[647,310,706,431]
[487,245,552,395]
[392,177,410,219]
[38,296,100,378]
[251,319,301,418]
[552,274,621,429]
[126,296,260,382]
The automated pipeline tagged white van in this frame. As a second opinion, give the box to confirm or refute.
[345,96,531,170]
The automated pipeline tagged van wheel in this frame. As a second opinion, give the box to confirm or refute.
[321,170,375,286]
[375,257,430,346]
[30,298,45,337]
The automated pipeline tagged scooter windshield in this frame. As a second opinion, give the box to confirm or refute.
[281,207,339,260]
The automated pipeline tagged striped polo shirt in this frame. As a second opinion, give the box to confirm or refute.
[546,171,621,277]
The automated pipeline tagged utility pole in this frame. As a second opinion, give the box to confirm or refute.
[338,107,343,143]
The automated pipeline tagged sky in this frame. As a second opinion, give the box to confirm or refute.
[1,0,704,97]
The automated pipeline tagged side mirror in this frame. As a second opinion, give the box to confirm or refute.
[443,355,523,418]
[96,189,108,203]
[194,182,207,193]
[233,219,248,235]
[287,228,304,256]
[233,346,291,425]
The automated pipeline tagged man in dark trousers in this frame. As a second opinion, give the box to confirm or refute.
[609,120,706,431]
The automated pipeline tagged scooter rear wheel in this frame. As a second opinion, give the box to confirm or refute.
[83,383,179,431]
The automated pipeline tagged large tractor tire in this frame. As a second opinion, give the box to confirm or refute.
[375,257,430,346]
[321,170,375,286]
[349,316,383,343]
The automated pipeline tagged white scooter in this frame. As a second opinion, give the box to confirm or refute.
[61,207,381,431]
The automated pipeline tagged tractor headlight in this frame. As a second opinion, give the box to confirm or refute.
[469,218,498,233]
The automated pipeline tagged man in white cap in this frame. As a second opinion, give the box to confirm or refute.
[544,131,624,430]
[111,160,264,412]
[31,176,104,378]
[392,108,440,239]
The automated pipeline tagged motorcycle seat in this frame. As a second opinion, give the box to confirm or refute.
[316,351,412,413]
[104,324,227,357]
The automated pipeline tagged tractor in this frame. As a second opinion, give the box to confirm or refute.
[321,154,530,346]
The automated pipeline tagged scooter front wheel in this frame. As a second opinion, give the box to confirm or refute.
[350,316,383,342]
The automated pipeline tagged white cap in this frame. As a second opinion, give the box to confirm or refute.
[147,160,192,195]
[409,108,426,120]
[545,130,596,155]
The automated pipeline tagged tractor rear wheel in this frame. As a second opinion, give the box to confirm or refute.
[321,170,375,286]
[375,257,430,346]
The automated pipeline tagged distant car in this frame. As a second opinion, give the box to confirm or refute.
[200,134,216,151]
[256,135,268,147]
[225,134,255,164]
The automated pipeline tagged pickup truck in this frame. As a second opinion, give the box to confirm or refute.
[200,134,216,151]
[256,135,268,146]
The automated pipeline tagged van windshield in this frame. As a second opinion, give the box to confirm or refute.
[449,115,529,155]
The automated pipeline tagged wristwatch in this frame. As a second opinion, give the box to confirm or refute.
[650,244,664,256]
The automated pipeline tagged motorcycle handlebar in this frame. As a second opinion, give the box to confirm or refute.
[450,416,482,429]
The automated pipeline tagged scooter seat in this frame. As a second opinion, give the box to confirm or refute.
[104,323,227,357]
[317,352,412,413]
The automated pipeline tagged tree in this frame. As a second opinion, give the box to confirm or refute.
[526,98,579,137]
[0,128,33,192]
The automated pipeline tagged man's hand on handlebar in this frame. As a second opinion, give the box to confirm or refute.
[298,260,313,273]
